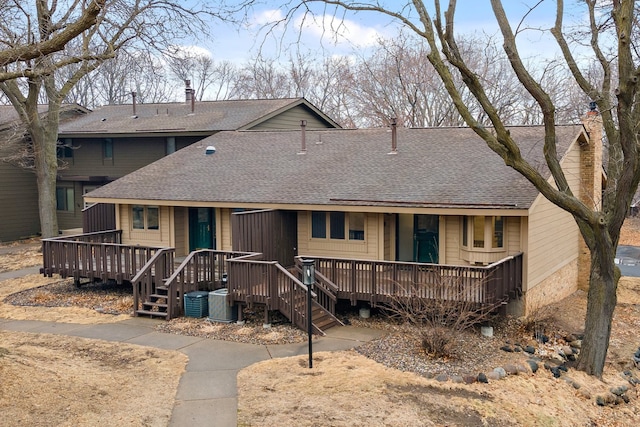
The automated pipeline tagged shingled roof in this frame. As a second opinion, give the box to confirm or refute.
[58,98,338,135]
[86,124,585,210]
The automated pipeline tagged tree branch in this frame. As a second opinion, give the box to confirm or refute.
[0,0,105,69]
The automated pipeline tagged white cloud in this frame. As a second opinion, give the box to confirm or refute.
[168,45,213,58]
[295,14,385,48]
[251,9,285,26]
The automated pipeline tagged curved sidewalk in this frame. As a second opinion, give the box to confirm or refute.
[0,312,383,426]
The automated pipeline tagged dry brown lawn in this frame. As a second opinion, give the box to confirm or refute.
[0,241,187,427]
[1,228,640,426]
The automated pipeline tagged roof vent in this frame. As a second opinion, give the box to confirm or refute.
[205,146,216,155]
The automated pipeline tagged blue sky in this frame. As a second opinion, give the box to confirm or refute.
[195,1,573,64]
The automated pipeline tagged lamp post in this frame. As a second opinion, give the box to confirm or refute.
[301,259,315,368]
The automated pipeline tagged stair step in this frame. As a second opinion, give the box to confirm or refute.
[149,293,168,300]
[136,309,168,318]
[143,301,168,309]
[314,317,337,329]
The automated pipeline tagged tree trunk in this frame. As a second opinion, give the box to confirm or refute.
[576,236,618,377]
[31,125,60,238]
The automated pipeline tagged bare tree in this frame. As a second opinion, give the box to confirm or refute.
[0,1,215,238]
[271,0,637,378]
[165,47,219,101]
[0,0,105,78]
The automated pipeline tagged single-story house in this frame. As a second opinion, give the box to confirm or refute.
[79,113,603,317]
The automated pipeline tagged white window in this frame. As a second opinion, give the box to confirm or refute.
[311,211,365,241]
[132,205,159,230]
[462,216,504,249]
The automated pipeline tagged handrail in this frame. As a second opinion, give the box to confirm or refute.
[131,248,174,317]
[162,249,256,319]
[299,253,524,306]
[42,229,122,243]
[41,233,165,283]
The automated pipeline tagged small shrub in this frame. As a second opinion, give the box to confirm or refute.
[420,326,453,358]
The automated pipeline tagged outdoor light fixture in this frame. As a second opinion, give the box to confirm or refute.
[205,146,216,155]
[301,258,315,368]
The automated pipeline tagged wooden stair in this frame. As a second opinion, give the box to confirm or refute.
[311,302,343,332]
[136,284,169,319]
[280,290,343,335]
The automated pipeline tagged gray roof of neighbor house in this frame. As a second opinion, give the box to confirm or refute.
[86,124,585,210]
[0,104,88,131]
[58,98,339,135]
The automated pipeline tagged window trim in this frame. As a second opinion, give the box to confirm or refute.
[56,186,75,213]
[103,138,113,164]
[132,205,160,231]
[310,211,366,242]
[461,215,505,252]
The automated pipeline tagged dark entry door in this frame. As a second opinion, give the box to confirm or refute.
[414,214,439,263]
[189,207,215,251]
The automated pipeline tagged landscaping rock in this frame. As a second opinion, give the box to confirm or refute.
[504,364,519,375]
[487,371,501,381]
[526,360,539,373]
[550,366,562,378]
[610,385,629,397]
[477,373,488,383]
[463,375,477,384]
[451,375,464,384]
[435,374,449,382]
[524,345,536,354]
[500,345,514,353]
[493,367,507,379]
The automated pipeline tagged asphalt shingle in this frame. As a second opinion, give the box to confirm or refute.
[86,125,584,210]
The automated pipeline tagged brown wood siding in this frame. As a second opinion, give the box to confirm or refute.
[526,145,581,290]
[174,207,187,256]
[61,137,166,178]
[249,105,333,130]
[297,211,379,260]
[0,162,40,241]
[56,181,83,230]
[231,209,298,265]
[82,203,116,233]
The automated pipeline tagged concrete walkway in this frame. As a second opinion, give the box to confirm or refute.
[0,265,383,426]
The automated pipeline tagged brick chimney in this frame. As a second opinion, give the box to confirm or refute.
[577,102,604,290]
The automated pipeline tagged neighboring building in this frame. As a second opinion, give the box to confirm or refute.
[84,117,603,316]
[48,97,340,231]
[0,104,88,242]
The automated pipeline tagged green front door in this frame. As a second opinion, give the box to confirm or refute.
[414,214,439,263]
[189,207,215,251]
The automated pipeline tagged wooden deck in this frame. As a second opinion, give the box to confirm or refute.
[41,230,523,334]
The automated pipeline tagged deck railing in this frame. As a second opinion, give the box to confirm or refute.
[294,257,338,317]
[41,230,165,284]
[131,248,175,315]
[162,250,256,318]
[226,257,318,333]
[300,253,524,307]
